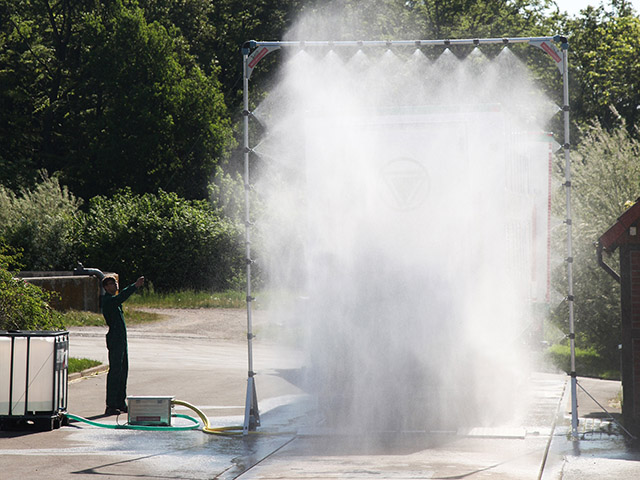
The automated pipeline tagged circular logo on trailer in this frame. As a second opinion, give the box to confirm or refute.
[380,157,430,211]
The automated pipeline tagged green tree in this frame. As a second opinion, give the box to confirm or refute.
[137,0,220,76]
[563,1,640,134]
[65,1,234,199]
[551,119,640,370]
[0,0,234,199]
[275,0,565,107]
[282,0,558,49]
[128,0,306,112]
[0,0,56,190]
[407,0,557,39]
[208,0,305,112]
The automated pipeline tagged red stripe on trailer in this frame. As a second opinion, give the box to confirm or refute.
[540,42,561,63]
[249,47,269,69]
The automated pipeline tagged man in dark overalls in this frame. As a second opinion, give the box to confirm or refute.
[101,275,145,415]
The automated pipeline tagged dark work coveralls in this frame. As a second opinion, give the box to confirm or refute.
[101,283,137,410]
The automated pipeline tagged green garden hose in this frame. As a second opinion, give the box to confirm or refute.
[65,412,200,431]
[66,398,285,436]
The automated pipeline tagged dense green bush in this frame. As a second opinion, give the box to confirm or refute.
[0,176,245,292]
[0,175,82,271]
[79,189,244,292]
[0,250,64,331]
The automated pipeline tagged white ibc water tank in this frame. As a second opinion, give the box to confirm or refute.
[0,331,68,423]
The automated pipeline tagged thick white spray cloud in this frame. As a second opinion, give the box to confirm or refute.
[252,11,556,434]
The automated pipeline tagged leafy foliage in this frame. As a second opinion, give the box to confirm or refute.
[563,1,640,134]
[1,0,640,367]
[551,120,640,370]
[67,3,234,199]
[0,239,23,272]
[0,0,234,199]
[408,0,557,39]
[79,189,244,292]
[0,174,82,270]
[0,254,64,331]
[2,0,640,200]
[197,0,304,107]
[544,343,618,379]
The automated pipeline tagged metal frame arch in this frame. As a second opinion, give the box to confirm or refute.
[240,35,577,439]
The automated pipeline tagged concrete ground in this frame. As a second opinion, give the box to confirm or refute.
[543,376,640,480]
[1,308,639,479]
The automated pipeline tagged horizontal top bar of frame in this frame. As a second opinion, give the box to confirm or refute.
[0,330,69,337]
[246,36,566,49]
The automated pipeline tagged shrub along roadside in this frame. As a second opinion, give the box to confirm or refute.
[0,253,64,331]
[0,175,82,271]
[0,177,245,293]
[550,121,640,378]
[79,188,244,292]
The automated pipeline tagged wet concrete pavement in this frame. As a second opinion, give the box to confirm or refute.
[542,376,640,480]
[1,314,639,479]
[236,374,640,480]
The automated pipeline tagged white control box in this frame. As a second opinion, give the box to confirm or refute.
[127,396,173,426]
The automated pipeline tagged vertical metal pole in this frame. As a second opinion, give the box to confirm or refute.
[242,49,259,435]
[53,335,58,412]
[9,336,15,416]
[561,44,579,439]
[25,336,30,415]
[62,335,68,411]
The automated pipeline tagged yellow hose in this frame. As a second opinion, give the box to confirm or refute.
[172,399,248,436]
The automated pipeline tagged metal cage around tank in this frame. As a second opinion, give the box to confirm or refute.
[0,330,69,431]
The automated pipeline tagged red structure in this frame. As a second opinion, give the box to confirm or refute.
[598,199,640,436]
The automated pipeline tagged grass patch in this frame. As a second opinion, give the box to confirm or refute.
[60,289,250,328]
[122,306,166,324]
[127,289,247,309]
[544,344,620,380]
[61,310,105,327]
[68,357,101,374]
[61,307,165,327]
